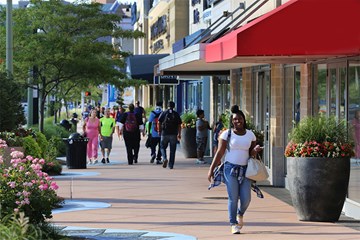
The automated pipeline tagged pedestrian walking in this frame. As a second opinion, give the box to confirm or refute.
[148,101,163,164]
[212,114,224,156]
[158,101,182,169]
[115,105,125,140]
[195,109,211,164]
[99,108,116,164]
[120,103,144,165]
[135,100,146,124]
[110,106,117,119]
[207,105,262,234]
[83,109,100,165]
[81,106,89,124]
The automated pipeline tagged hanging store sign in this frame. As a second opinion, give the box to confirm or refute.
[154,75,179,85]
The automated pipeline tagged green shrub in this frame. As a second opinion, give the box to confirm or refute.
[0,213,67,240]
[0,213,42,240]
[33,131,48,158]
[42,137,63,175]
[180,111,196,128]
[288,114,351,144]
[285,115,354,158]
[0,132,23,147]
[43,123,70,140]
[0,72,26,132]
[43,124,69,157]
[22,136,42,158]
[0,148,63,225]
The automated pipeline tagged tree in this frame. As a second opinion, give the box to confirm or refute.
[0,0,145,132]
[0,72,26,131]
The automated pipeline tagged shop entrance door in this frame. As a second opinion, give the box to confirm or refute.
[327,62,347,120]
[253,70,271,167]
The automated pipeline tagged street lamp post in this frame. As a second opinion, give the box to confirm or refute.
[27,69,34,126]
[6,0,13,75]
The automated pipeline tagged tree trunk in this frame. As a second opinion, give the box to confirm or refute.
[39,90,45,133]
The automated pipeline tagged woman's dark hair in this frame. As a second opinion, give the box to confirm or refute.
[229,105,247,129]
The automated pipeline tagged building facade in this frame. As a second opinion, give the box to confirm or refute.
[155,0,360,219]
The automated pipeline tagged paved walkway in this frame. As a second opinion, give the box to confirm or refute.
[52,135,360,239]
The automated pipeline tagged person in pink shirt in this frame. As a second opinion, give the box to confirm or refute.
[83,109,101,164]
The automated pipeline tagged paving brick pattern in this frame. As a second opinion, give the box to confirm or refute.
[52,134,360,239]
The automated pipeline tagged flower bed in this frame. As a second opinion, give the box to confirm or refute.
[0,139,62,224]
[285,141,354,158]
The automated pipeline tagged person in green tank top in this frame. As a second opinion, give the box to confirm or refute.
[99,108,116,164]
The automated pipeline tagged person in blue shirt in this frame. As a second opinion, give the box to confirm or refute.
[115,105,125,140]
[148,101,163,164]
[135,100,146,123]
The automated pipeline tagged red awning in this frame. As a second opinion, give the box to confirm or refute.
[206,0,360,64]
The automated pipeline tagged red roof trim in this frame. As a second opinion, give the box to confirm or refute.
[206,0,360,63]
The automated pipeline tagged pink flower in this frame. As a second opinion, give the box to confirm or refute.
[50,182,59,190]
[8,181,16,188]
[22,190,30,197]
[10,151,24,159]
[23,198,30,205]
[39,184,48,191]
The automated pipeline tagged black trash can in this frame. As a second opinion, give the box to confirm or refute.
[63,133,89,169]
[60,119,72,131]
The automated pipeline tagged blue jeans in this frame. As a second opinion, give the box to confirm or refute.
[150,137,162,160]
[224,162,251,225]
[160,134,178,168]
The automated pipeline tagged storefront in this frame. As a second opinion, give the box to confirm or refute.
[159,0,360,218]
[204,0,360,218]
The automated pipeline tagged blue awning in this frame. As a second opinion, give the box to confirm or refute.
[126,54,169,83]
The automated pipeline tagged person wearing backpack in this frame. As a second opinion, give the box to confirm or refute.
[158,101,182,169]
[148,101,163,164]
[120,103,144,165]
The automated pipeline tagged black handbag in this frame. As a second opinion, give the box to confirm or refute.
[145,135,152,148]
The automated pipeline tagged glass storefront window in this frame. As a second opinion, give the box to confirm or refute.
[316,64,327,115]
[211,76,230,124]
[348,59,360,203]
[184,81,203,112]
[284,67,300,138]
[283,65,300,174]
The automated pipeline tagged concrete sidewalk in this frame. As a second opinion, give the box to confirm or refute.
[52,136,360,239]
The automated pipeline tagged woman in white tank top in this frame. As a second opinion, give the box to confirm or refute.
[208,105,262,234]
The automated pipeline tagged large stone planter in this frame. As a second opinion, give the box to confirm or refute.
[287,157,350,222]
[180,128,197,158]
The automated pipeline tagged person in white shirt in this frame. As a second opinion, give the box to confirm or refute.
[207,105,262,234]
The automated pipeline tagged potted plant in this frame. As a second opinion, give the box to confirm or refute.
[285,115,355,222]
[180,111,197,158]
